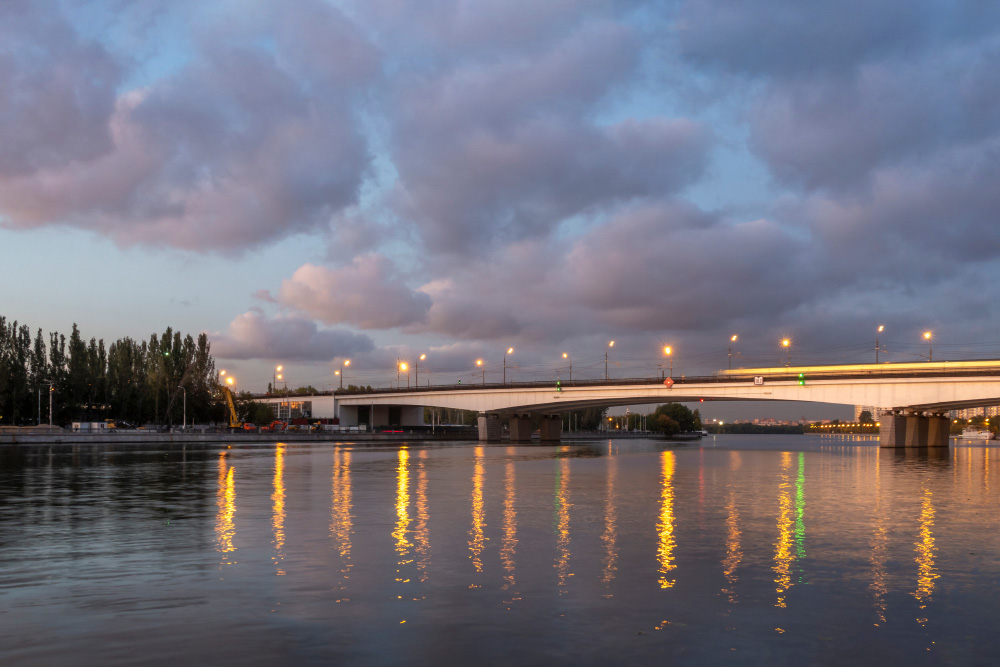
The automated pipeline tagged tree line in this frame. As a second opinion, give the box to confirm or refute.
[0,317,216,427]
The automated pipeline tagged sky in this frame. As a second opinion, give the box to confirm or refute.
[3,0,1000,421]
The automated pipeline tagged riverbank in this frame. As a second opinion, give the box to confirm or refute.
[0,427,695,445]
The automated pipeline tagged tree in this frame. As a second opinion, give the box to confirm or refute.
[858,410,874,424]
[649,403,698,434]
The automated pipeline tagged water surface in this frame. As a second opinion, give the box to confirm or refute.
[2,435,999,665]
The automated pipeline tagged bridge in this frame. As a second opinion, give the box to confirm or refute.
[332,360,1000,448]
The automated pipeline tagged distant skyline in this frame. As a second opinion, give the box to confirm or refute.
[3,1,999,420]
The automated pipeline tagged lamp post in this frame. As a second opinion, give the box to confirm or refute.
[179,386,186,430]
[503,348,513,384]
[400,362,409,388]
[562,353,572,380]
[416,354,426,386]
[876,326,884,363]
[729,335,738,370]
[338,359,350,389]
[663,346,673,378]
[924,331,932,361]
[606,340,614,380]
[476,359,484,384]
[781,338,791,366]
[274,365,283,395]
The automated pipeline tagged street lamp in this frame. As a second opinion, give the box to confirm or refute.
[503,347,514,384]
[606,340,614,380]
[178,386,186,430]
[274,365,283,395]
[397,359,409,388]
[876,326,884,363]
[924,331,932,361]
[729,335,738,370]
[338,359,350,389]
[663,346,673,378]
[562,352,572,380]
[781,338,791,366]
[476,359,485,384]
[416,354,426,386]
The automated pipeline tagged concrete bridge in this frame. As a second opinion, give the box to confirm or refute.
[330,360,1000,448]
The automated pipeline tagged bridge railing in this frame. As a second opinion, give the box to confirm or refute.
[252,362,1000,400]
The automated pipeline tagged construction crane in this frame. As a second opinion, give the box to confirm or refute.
[219,372,254,430]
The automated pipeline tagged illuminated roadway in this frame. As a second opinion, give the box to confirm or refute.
[335,360,1000,416]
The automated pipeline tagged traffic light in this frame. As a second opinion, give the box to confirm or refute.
[798,373,805,386]
[556,380,562,392]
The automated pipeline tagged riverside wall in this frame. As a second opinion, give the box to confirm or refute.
[0,428,476,446]
[0,428,687,446]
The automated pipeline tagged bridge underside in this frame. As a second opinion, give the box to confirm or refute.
[336,375,1000,446]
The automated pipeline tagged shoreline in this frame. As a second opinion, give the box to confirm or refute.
[0,429,691,446]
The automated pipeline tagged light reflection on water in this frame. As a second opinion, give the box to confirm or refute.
[216,451,236,563]
[4,435,1000,664]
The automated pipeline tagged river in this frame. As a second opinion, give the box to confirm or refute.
[2,434,998,665]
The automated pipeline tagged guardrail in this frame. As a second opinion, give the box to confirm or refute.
[250,363,1000,401]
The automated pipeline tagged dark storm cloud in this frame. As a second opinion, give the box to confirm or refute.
[212,310,375,361]
[0,0,375,252]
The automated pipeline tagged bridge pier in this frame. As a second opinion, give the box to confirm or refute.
[509,414,533,442]
[879,411,950,448]
[539,414,562,442]
[477,412,502,442]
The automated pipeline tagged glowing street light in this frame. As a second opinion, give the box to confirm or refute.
[415,354,426,386]
[397,360,409,388]
[562,352,572,381]
[504,347,514,385]
[337,359,350,389]
[663,346,673,378]
[606,340,615,380]
[273,364,284,395]
[729,335,738,370]
[876,326,884,363]
[781,338,791,366]
[476,358,485,384]
[924,331,933,361]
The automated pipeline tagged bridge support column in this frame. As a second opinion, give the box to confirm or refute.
[539,414,562,442]
[926,415,951,448]
[881,411,951,448]
[879,413,907,448]
[477,412,502,442]
[905,414,930,448]
[509,413,533,442]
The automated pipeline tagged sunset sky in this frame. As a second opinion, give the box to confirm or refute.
[2,1,999,418]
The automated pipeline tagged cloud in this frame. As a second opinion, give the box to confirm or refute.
[0,3,121,178]
[384,19,711,252]
[212,310,375,361]
[0,0,375,253]
[276,255,433,329]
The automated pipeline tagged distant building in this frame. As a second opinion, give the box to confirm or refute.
[853,405,882,421]
[950,405,1000,420]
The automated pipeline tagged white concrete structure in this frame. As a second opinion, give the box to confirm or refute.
[333,360,1000,446]
[336,375,1000,416]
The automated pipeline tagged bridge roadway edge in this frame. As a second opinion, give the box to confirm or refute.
[335,365,1000,447]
